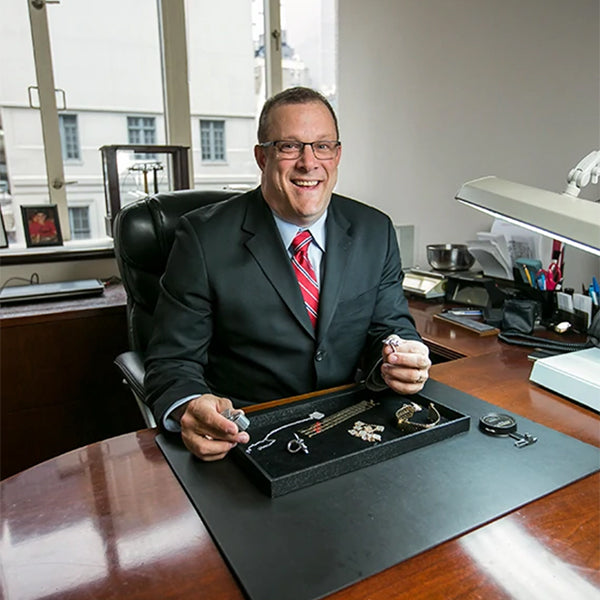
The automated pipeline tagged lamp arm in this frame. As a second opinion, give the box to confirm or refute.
[564,149,600,197]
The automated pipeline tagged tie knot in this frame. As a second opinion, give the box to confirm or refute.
[291,230,312,255]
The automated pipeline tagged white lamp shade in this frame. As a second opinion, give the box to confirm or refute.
[456,176,600,256]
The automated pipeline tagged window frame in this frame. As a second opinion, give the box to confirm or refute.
[68,205,92,240]
[200,119,226,162]
[127,116,158,159]
[59,113,81,162]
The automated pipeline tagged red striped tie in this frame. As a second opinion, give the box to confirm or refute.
[291,230,319,328]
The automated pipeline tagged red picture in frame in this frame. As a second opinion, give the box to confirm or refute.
[21,205,63,247]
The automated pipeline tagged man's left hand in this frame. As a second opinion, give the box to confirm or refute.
[380,338,431,395]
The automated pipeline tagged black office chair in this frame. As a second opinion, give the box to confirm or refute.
[113,189,241,427]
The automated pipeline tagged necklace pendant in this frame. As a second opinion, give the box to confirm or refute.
[287,434,309,454]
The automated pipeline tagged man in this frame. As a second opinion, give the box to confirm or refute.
[144,87,431,461]
[29,211,58,244]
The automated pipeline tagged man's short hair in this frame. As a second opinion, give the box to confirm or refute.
[257,87,339,143]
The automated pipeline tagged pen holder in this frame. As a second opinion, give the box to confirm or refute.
[514,258,542,288]
[511,268,556,323]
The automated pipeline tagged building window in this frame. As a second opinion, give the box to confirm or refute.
[127,116,156,158]
[200,120,226,161]
[68,206,91,239]
[59,114,81,161]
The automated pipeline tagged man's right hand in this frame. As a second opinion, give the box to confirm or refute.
[178,394,250,461]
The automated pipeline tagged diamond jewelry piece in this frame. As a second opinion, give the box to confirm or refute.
[348,420,385,442]
[383,334,404,352]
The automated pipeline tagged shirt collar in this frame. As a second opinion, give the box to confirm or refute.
[272,210,328,253]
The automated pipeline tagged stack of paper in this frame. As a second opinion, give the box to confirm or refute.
[467,220,548,281]
[467,233,513,280]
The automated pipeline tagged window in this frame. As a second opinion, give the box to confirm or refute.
[127,116,156,145]
[0,1,336,257]
[200,120,226,161]
[68,206,91,239]
[0,2,164,251]
[280,0,337,105]
[59,114,81,161]
[128,116,157,159]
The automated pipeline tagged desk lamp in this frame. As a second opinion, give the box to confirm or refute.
[455,150,600,411]
[455,150,600,256]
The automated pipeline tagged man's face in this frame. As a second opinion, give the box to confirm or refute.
[254,101,341,227]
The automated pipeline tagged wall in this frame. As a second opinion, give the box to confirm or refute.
[337,0,599,289]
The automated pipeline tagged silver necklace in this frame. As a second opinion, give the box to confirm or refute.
[245,411,325,454]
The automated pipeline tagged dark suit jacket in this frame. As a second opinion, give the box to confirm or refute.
[144,187,421,424]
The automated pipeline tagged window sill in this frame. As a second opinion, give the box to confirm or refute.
[0,238,115,265]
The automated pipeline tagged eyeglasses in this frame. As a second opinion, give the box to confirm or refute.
[259,140,341,160]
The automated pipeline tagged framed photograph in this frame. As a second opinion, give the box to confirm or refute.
[21,205,63,248]
[0,209,8,248]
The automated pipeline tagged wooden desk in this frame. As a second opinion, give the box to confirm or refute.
[0,284,145,478]
[1,306,599,599]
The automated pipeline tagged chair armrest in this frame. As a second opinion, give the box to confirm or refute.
[114,351,145,400]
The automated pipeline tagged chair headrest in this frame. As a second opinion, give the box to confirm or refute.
[114,189,240,275]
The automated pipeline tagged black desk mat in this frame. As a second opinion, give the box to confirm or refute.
[157,380,600,600]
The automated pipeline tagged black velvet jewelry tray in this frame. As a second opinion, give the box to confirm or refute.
[232,385,470,496]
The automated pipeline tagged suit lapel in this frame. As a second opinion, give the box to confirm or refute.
[318,198,353,337]
[242,190,315,336]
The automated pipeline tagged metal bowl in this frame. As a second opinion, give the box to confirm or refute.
[426,243,475,272]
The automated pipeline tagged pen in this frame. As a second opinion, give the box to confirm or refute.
[522,265,534,287]
[536,272,546,291]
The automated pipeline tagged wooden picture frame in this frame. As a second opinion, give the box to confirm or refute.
[21,205,63,248]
